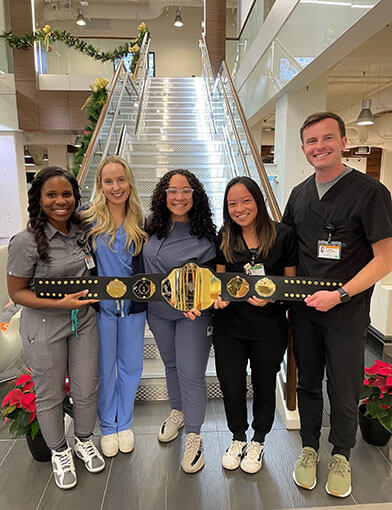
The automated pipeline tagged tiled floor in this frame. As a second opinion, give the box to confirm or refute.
[1,340,392,510]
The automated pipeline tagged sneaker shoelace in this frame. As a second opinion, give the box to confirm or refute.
[298,449,317,468]
[328,457,349,478]
[57,450,73,470]
[184,435,201,452]
[245,442,263,461]
[227,441,245,457]
[80,440,97,458]
[166,410,183,427]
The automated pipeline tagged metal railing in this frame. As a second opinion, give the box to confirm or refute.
[77,33,150,202]
[200,35,296,412]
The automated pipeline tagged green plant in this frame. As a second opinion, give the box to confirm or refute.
[1,371,72,439]
[360,360,392,433]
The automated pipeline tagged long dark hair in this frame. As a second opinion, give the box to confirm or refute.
[27,166,81,263]
[146,169,216,242]
[220,176,276,263]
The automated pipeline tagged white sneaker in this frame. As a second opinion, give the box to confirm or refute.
[240,441,264,474]
[51,446,77,490]
[74,437,105,473]
[158,409,184,443]
[101,433,119,457]
[222,440,247,470]
[118,429,134,453]
[181,433,204,474]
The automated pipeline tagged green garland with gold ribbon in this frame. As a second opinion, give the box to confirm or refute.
[3,22,150,64]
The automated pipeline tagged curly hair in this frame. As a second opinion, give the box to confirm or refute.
[27,166,81,263]
[81,155,147,254]
[220,176,276,263]
[146,169,216,242]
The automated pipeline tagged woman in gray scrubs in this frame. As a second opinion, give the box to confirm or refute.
[143,169,216,474]
[7,167,105,490]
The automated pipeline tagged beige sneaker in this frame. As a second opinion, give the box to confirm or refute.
[181,433,204,474]
[101,433,119,457]
[325,454,352,498]
[158,409,184,442]
[118,429,134,454]
[240,441,264,474]
[293,447,319,490]
[222,440,247,470]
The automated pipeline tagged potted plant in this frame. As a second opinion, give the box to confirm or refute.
[1,370,72,461]
[359,359,392,446]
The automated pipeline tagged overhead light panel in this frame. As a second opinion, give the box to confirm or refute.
[174,8,184,27]
[76,8,87,26]
[356,98,374,126]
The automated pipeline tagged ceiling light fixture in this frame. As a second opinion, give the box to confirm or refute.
[174,8,184,27]
[42,147,48,161]
[24,146,35,167]
[76,8,87,26]
[356,98,374,126]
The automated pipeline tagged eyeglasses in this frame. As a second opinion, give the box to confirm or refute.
[165,187,194,198]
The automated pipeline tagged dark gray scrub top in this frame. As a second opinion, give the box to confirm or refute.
[7,223,90,315]
[143,221,216,318]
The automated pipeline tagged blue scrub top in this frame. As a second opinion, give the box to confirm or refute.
[95,225,134,314]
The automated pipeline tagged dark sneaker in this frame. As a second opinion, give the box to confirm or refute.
[51,446,77,490]
[240,441,264,474]
[181,433,204,473]
[158,409,184,443]
[293,447,319,490]
[222,440,247,470]
[326,454,352,498]
[74,437,105,473]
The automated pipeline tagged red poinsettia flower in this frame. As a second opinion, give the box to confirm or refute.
[1,388,24,407]
[23,381,34,391]
[21,393,35,412]
[16,373,32,386]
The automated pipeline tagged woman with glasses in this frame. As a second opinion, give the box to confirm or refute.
[143,169,216,474]
[213,176,297,474]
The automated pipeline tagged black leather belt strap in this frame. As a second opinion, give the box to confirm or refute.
[35,263,344,311]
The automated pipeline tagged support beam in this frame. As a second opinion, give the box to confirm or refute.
[204,0,226,76]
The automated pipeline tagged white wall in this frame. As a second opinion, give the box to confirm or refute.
[238,0,254,33]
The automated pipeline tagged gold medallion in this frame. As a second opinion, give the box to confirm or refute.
[106,278,127,298]
[133,278,156,299]
[226,276,249,298]
[255,277,276,298]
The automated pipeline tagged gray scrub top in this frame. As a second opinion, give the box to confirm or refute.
[7,223,90,314]
[143,221,216,318]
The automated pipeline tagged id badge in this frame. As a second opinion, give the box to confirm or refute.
[84,255,96,270]
[318,240,341,260]
[244,262,265,276]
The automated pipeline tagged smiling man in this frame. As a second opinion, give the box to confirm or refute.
[282,112,392,498]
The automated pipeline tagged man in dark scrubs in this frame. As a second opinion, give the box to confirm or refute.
[282,112,392,498]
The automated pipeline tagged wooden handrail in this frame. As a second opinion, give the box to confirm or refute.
[77,60,126,187]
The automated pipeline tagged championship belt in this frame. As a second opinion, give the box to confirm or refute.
[34,263,344,312]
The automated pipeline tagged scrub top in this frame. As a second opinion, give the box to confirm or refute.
[7,223,90,315]
[143,221,216,318]
[282,168,392,329]
[215,222,297,340]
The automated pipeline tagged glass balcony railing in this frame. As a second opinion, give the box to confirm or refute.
[234,0,382,119]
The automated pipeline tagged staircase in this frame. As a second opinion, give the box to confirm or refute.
[124,76,234,400]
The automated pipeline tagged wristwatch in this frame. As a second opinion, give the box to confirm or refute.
[337,287,351,303]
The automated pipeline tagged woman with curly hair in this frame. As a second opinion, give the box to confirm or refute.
[214,176,296,474]
[81,155,147,458]
[143,169,216,473]
[7,167,105,490]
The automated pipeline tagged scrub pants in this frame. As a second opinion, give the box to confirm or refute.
[291,312,366,459]
[213,315,288,443]
[97,307,145,435]
[20,306,99,450]
[147,311,212,434]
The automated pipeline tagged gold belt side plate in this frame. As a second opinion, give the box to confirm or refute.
[106,278,127,298]
[255,277,276,298]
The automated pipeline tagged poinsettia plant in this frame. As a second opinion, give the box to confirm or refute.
[360,360,392,433]
[1,370,72,439]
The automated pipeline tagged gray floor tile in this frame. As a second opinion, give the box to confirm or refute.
[0,439,52,510]
[166,430,230,510]
[0,439,13,465]
[132,400,171,434]
[102,434,167,510]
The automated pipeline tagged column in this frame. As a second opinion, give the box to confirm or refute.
[204,0,226,76]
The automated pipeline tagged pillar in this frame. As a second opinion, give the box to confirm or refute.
[204,0,226,76]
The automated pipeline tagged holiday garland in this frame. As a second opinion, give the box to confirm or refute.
[3,21,150,66]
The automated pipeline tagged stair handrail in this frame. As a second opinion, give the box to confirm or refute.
[77,60,126,188]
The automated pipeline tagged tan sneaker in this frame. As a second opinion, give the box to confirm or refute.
[101,433,119,457]
[293,447,319,490]
[222,440,247,470]
[118,429,134,453]
[158,409,184,442]
[181,433,204,474]
[326,454,352,498]
[240,441,264,474]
